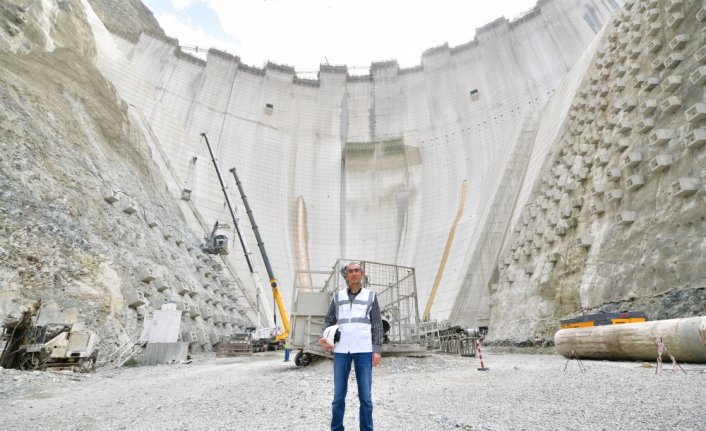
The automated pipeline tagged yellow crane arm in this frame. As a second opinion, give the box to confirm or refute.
[271,278,290,341]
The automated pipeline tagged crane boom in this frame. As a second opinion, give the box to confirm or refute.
[200,133,271,329]
[229,166,290,341]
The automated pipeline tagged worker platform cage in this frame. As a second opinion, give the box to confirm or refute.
[289,259,427,366]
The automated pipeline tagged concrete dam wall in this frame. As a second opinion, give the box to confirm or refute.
[89,0,621,335]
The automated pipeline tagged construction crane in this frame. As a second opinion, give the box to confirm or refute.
[229,166,290,343]
[200,133,271,330]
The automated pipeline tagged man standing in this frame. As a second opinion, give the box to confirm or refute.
[283,338,290,362]
[319,262,383,431]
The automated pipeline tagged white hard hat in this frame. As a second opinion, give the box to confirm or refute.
[322,324,340,347]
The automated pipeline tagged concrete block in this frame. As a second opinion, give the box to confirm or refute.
[103,187,119,204]
[648,129,673,146]
[154,278,169,292]
[590,199,605,214]
[698,7,706,22]
[121,198,138,215]
[663,53,684,69]
[672,178,700,198]
[666,12,683,29]
[660,96,682,114]
[545,231,556,243]
[547,252,560,263]
[627,62,641,75]
[690,66,706,86]
[577,235,593,248]
[648,154,673,173]
[641,77,659,91]
[554,225,568,237]
[685,104,706,123]
[180,188,192,201]
[606,168,623,182]
[696,46,706,64]
[625,175,645,191]
[621,151,642,168]
[177,283,192,296]
[666,0,683,12]
[607,189,624,202]
[524,265,535,275]
[632,74,647,89]
[593,182,606,195]
[646,39,662,53]
[126,289,146,308]
[646,19,662,35]
[684,129,706,149]
[651,57,665,72]
[661,75,682,93]
[145,212,159,228]
[162,226,174,240]
[617,119,633,134]
[636,118,654,134]
[138,266,156,283]
[668,34,688,51]
[182,331,196,343]
[640,99,657,115]
[645,8,659,22]
[571,197,583,209]
[615,210,637,225]
[507,273,516,283]
[594,151,610,166]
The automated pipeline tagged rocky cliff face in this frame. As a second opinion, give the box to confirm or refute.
[0,0,249,356]
[490,0,706,343]
[86,0,163,38]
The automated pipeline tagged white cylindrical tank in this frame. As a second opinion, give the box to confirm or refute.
[554,316,706,363]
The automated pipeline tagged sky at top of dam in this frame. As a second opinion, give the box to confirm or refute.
[141,0,538,76]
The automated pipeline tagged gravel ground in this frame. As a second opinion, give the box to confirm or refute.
[1,349,704,430]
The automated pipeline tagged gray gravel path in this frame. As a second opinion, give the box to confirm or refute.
[1,349,704,430]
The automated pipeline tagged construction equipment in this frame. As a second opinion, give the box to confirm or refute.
[229,165,290,345]
[0,308,99,372]
[201,220,229,255]
[200,132,271,331]
[216,332,254,356]
[559,311,647,329]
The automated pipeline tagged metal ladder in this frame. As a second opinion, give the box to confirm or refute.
[101,332,142,368]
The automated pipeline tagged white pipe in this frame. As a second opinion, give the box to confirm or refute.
[554,316,706,363]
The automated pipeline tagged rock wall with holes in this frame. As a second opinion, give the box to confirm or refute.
[488,0,706,343]
[0,0,253,359]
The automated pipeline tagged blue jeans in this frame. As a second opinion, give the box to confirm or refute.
[284,348,290,362]
[331,352,373,431]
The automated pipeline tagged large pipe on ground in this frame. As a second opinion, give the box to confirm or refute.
[554,316,706,363]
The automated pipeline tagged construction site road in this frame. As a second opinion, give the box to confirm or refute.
[1,349,704,430]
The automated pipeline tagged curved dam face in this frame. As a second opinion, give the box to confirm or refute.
[90,0,619,328]
[555,317,706,363]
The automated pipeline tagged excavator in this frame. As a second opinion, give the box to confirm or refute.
[201,133,289,347]
[201,220,229,255]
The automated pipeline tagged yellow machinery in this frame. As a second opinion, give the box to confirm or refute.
[201,133,289,342]
[229,166,290,342]
[559,311,647,329]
